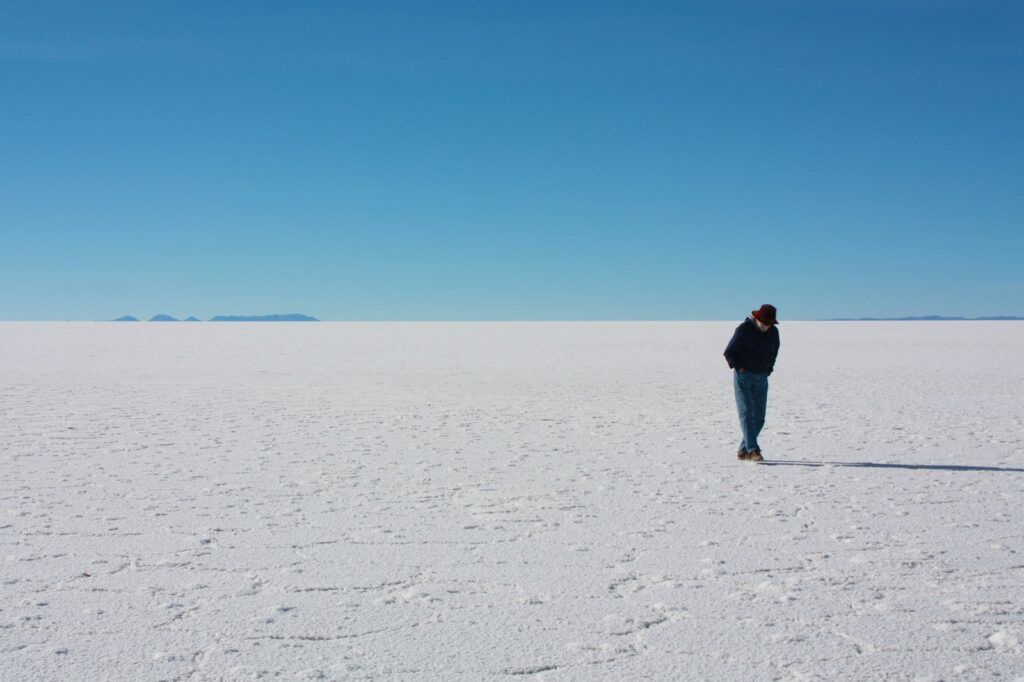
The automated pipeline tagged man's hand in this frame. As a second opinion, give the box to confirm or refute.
[737,368,746,373]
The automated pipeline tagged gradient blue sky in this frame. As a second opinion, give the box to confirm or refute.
[2,1,1021,320]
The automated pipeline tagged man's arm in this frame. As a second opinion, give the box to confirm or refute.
[723,327,742,369]
[766,332,780,375]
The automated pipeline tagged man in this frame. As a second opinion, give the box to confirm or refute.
[723,304,780,462]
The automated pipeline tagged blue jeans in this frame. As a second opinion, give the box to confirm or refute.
[734,370,769,452]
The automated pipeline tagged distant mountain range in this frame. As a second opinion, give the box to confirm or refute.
[113,313,318,322]
[210,314,318,322]
[827,316,1024,321]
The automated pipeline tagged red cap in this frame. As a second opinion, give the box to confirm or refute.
[752,304,779,325]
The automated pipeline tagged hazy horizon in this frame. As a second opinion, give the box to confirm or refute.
[3,314,1023,323]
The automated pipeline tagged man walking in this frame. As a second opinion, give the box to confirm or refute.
[724,304,780,462]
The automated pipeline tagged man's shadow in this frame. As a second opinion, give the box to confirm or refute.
[760,460,1024,473]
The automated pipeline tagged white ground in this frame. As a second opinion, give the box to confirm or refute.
[2,322,1023,681]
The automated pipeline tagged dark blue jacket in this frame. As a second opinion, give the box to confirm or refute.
[724,318,780,375]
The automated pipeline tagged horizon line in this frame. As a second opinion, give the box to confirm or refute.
[1,317,1023,323]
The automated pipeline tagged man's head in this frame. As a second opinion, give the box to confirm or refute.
[751,304,778,328]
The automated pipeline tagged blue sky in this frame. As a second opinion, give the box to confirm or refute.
[1,1,1021,320]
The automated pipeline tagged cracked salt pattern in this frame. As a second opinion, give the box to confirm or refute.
[1,321,1023,680]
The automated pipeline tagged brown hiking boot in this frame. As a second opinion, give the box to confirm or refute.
[737,450,751,460]
[748,450,764,462]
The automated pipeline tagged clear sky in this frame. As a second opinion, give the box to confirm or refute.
[1,1,1021,320]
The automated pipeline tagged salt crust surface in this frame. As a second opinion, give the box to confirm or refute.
[2,322,1023,681]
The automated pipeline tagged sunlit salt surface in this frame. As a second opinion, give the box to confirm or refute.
[2,321,1023,680]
